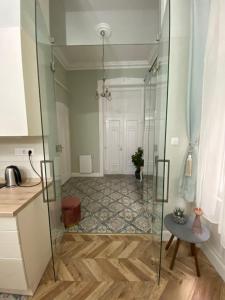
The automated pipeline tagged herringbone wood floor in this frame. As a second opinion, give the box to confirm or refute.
[30,234,225,300]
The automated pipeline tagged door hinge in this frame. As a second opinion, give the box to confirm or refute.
[49,36,55,44]
[50,61,56,73]
[56,144,63,153]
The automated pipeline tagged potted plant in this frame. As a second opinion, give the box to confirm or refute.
[173,208,187,224]
[131,147,144,179]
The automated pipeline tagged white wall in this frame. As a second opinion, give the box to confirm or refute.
[0,0,20,27]
[202,221,225,281]
[0,137,44,180]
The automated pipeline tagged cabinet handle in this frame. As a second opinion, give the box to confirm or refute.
[40,160,57,203]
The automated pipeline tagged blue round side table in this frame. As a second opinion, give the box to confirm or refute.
[164,213,210,277]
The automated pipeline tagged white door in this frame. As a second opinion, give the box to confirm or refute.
[123,120,139,174]
[56,102,71,184]
[103,87,144,174]
[104,119,123,174]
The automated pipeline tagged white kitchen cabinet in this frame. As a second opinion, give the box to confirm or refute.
[0,260,28,291]
[0,0,41,136]
[0,194,51,296]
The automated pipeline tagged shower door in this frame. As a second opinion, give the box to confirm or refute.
[35,0,63,280]
[144,0,170,284]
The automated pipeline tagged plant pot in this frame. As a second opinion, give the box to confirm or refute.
[135,169,140,179]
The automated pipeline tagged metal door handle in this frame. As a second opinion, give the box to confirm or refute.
[40,160,57,203]
[155,159,170,203]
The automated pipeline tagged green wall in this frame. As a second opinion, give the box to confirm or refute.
[54,57,70,106]
[68,68,147,174]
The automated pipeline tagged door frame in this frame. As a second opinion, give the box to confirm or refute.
[97,77,145,176]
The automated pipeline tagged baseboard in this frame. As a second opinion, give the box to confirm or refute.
[71,172,103,177]
[201,244,225,282]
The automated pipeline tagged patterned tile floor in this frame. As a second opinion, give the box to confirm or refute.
[62,175,153,234]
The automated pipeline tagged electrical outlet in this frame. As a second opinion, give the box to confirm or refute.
[15,148,34,156]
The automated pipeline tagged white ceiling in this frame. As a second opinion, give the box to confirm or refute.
[54,44,157,70]
[50,0,160,46]
[64,0,159,12]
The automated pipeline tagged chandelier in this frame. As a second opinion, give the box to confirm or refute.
[96,24,112,101]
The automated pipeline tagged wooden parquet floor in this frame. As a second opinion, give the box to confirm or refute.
[30,234,225,300]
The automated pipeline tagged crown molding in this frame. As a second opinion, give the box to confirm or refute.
[97,77,144,90]
[66,60,149,70]
[54,78,70,93]
[53,48,70,70]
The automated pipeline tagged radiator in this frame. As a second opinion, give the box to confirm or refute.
[79,155,92,174]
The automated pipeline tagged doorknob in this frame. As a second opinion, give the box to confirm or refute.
[120,147,123,151]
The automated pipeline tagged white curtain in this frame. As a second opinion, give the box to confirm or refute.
[180,0,210,202]
[196,0,225,248]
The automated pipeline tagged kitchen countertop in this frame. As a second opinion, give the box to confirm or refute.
[0,180,50,217]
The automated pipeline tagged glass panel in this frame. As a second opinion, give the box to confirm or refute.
[144,60,158,278]
[152,1,170,283]
[144,1,170,283]
[143,60,157,233]
[35,0,63,280]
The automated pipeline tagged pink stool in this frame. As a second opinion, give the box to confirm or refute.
[62,196,81,228]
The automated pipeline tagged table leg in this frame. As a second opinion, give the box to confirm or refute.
[170,238,180,270]
[165,234,174,250]
[191,243,200,277]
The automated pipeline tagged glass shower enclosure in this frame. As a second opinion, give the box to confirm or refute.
[34,0,170,284]
[35,0,64,280]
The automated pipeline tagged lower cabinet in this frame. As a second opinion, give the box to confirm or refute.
[0,259,27,291]
[0,194,51,296]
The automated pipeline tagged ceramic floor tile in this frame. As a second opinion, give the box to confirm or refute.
[106,217,127,232]
[133,216,152,232]
[86,202,103,213]
[94,208,114,222]
[101,196,115,206]
[109,192,123,200]
[78,216,100,231]
[118,196,135,206]
[108,202,124,213]
[118,208,138,222]
[91,191,105,201]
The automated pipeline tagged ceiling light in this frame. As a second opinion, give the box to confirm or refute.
[96,23,112,101]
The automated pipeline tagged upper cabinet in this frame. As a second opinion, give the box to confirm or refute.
[0,0,41,136]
